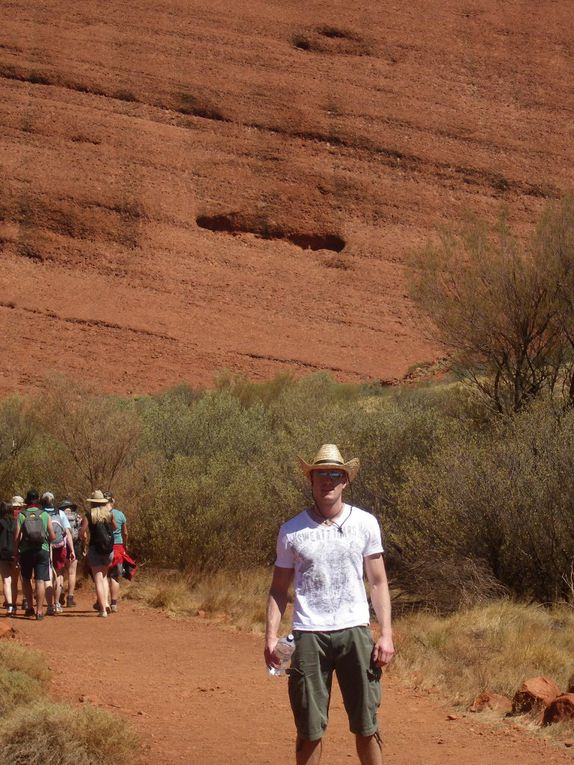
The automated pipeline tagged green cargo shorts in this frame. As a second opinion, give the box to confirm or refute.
[288,626,382,741]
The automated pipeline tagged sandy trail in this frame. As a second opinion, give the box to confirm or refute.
[10,592,572,765]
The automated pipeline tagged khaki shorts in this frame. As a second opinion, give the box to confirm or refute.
[288,626,381,741]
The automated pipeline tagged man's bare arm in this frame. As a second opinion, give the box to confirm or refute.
[365,553,395,667]
[264,566,294,668]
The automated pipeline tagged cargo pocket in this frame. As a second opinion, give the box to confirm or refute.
[288,667,309,737]
[366,664,382,729]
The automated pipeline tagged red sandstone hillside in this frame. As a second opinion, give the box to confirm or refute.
[1,0,573,394]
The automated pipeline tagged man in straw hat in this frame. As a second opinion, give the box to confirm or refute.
[265,444,394,765]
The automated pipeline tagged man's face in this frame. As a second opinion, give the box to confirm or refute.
[311,469,348,505]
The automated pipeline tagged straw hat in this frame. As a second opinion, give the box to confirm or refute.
[10,495,25,508]
[85,489,109,505]
[298,444,360,483]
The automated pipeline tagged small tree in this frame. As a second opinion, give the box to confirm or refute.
[409,196,574,413]
[37,378,140,495]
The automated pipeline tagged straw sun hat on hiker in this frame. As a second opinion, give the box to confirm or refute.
[10,495,25,508]
[298,444,360,483]
[85,489,109,505]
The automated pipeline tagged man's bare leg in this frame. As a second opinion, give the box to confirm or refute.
[35,580,47,616]
[21,578,33,608]
[356,733,383,765]
[296,737,322,765]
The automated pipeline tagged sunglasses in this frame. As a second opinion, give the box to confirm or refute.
[315,470,346,481]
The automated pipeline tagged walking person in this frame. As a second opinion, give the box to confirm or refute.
[104,491,127,613]
[265,445,394,765]
[79,490,116,618]
[59,499,83,608]
[9,496,25,612]
[41,492,75,615]
[0,501,17,616]
[14,489,56,620]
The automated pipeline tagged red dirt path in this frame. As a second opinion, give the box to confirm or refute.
[10,592,574,764]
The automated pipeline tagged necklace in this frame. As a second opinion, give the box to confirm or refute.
[310,504,353,535]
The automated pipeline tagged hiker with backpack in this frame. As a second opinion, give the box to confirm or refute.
[79,490,116,618]
[59,499,83,608]
[41,492,76,615]
[14,489,56,620]
[0,501,17,616]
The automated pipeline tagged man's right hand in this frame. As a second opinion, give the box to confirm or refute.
[264,637,279,669]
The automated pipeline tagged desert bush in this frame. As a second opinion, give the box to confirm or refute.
[0,395,40,496]
[0,700,139,765]
[409,195,574,413]
[36,377,140,496]
[131,375,475,572]
[397,401,574,601]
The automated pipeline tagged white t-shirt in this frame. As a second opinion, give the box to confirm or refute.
[275,504,384,632]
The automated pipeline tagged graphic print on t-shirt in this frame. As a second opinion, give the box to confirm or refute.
[297,527,365,620]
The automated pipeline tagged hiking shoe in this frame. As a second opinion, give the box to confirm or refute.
[55,603,63,613]
[24,608,35,618]
[46,605,56,616]
[93,602,99,611]
[110,604,118,613]
[59,591,66,606]
[98,610,108,618]
[36,611,45,621]
[7,605,16,617]
[66,595,76,608]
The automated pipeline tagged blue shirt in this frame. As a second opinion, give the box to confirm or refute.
[112,508,127,545]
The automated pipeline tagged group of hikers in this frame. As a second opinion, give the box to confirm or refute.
[0,488,134,620]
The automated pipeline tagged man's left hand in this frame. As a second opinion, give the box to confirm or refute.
[372,634,394,667]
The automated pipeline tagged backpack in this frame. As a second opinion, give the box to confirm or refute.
[0,517,15,560]
[90,519,114,556]
[64,509,82,541]
[21,509,46,547]
[46,508,66,548]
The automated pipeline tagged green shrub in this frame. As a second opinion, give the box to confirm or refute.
[408,195,574,413]
[396,401,574,601]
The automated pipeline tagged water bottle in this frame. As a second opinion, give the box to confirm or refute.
[268,634,295,677]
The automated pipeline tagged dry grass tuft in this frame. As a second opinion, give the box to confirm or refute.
[127,568,292,633]
[393,600,574,707]
[0,669,44,716]
[0,700,139,765]
[0,641,51,686]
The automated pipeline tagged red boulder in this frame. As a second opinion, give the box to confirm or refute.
[543,694,574,726]
[512,676,560,715]
[469,692,513,715]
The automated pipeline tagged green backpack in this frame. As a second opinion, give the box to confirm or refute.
[21,509,46,547]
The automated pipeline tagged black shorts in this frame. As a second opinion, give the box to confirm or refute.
[19,548,50,581]
[71,539,82,560]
